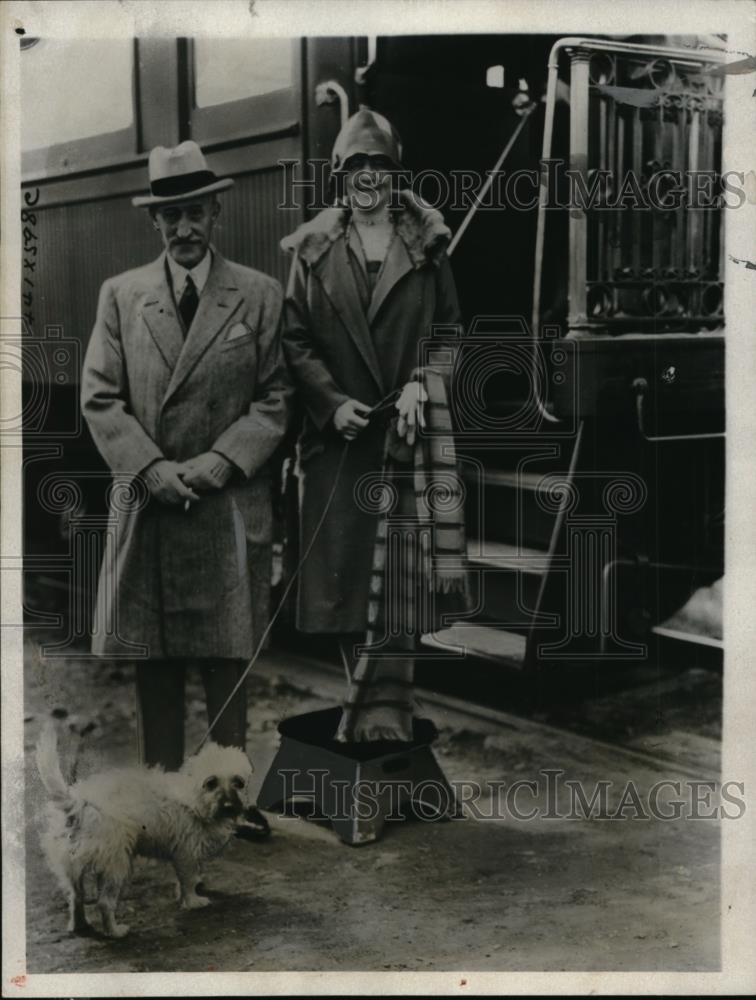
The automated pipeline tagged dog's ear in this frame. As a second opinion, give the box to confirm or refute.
[180,741,221,779]
[182,743,253,785]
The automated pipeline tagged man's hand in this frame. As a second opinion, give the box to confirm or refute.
[143,460,199,505]
[333,399,371,441]
[395,380,427,447]
[181,451,235,492]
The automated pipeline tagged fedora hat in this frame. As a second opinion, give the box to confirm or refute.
[132,141,234,207]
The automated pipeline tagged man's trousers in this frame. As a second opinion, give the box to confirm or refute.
[135,657,247,770]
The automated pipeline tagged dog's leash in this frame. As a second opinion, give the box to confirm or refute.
[193,388,400,754]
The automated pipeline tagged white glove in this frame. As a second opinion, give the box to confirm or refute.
[395,380,428,447]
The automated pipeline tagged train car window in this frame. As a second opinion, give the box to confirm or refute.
[188,37,299,145]
[21,38,136,177]
[194,37,294,107]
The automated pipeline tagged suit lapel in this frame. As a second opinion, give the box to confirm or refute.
[140,255,184,373]
[313,236,384,393]
[163,253,243,406]
[367,233,413,327]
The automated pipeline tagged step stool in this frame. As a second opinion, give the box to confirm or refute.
[256,706,461,845]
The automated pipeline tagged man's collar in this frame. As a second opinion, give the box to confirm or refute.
[165,248,213,296]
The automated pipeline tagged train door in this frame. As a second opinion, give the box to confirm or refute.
[347,36,567,676]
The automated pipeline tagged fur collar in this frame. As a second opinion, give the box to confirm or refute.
[281,189,451,268]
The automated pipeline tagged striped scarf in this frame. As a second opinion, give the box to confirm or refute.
[336,368,469,742]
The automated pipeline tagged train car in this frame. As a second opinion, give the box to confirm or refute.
[20,32,725,675]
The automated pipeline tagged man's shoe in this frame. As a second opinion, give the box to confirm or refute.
[235,804,271,841]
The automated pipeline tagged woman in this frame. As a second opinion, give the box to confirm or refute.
[282,108,467,742]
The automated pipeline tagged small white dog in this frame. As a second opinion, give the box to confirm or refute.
[36,723,254,938]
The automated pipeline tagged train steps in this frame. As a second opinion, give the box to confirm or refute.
[465,538,546,633]
[421,621,528,666]
[461,464,562,549]
[651,625,723,650]
[421,455,566,668]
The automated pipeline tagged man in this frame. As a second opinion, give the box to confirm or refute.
[81,141,290,834]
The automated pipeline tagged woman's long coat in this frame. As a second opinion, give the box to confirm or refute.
[81,252,290,659]
[281,192,461,634]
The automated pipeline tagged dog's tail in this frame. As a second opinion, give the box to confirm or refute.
[35,721,74,809]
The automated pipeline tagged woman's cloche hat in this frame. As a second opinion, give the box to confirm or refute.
[132,141,234,207]
[331,108,404,173]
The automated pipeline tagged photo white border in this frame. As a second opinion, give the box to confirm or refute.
[2,1,754,995]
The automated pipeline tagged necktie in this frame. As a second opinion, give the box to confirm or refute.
[178,275,199,333]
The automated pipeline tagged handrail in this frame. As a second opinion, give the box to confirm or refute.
[355,37,378,86]
[315,79,350,131]
[445,100,557,424]
[448,102,536,256]
[633,377,725,443]
[526,417,585,665]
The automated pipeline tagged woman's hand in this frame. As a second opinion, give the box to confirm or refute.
[334,399,371,440]
[395,380,428,447]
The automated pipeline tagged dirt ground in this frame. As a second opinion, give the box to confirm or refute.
[19,635,721,974]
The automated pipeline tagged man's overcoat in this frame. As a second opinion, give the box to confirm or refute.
[281,191,461,634]
[81,251,290,658]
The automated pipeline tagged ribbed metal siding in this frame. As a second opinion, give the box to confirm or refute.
[217,168,302,287]
[26,165,302,376]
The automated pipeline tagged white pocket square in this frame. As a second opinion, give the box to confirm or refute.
[226,321,252,342]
